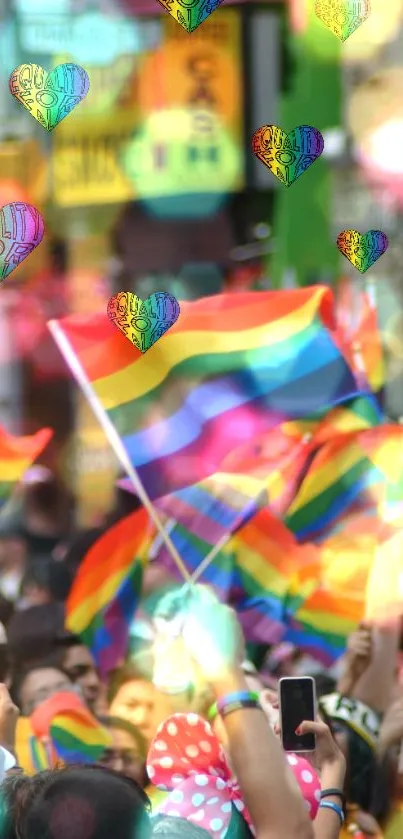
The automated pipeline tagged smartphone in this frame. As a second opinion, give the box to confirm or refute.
[279,676,316,752]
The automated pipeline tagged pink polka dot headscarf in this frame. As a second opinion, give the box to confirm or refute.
[146,713,320,838]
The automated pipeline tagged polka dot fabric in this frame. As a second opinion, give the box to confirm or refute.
[147,713,253,838]
[285,754,320,820]
[147,714,321,837]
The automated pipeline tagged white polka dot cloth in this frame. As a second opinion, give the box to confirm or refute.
[285,754,320,819]
[147,714,321,837]
[147,713,253,838]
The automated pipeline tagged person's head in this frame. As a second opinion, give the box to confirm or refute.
[97,715,148,787]
[7,603,65,671]
[108,663,177,745]
[10,765,151,839]
[19,557,72,608]
[58,636,101,712]
[14,664,75,717]
[319,693,380,811]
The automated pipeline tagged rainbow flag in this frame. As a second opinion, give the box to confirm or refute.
[229,508,317,644]
[0,425,53,507]
[28,735,52,771]
[66,509,151,675]
[120,471,266,546]
[49,286,362,499]
[50,708,112,764]
[284,422,397,543]
[153,523,236,599]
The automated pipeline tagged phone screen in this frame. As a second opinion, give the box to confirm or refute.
[279,677,316,752]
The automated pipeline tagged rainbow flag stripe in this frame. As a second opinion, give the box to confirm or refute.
[50,709,112,764]
[66,509,150,674]
[28,735,51,771]
[0,425,52,506]
[284,423,391,543]
[50,287,361,499]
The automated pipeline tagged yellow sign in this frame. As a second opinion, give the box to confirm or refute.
[51,9,244,207]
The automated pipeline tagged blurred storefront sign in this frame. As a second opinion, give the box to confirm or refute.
[15,8,161,64]
[51,9,244,207]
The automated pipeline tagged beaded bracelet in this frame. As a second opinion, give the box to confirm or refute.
[216,691,260,715]
[319,801,345,825]
[220,699,261,719]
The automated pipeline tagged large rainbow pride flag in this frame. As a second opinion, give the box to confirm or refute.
[49,287,362,500]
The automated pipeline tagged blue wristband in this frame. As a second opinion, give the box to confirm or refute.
[319,801,345,825]
[216,691,259,713]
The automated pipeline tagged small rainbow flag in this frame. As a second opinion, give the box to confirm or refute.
[50,708,112,764]
[0,425,52,508]
[49,286,362,500]
[66,509,151,675]
[284,422,397,543]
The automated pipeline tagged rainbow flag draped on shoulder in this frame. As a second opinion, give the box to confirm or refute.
[49,287,362,499]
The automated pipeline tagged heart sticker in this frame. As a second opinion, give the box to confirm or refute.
[107,292,180,353]
[156,0,224,32]
[251,125,324,187]
[337,230,388,273]
[0,203,44,282]
[9,63,90,132]
[315,0,371,42]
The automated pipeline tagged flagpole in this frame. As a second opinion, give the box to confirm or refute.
[48,320,192,584]
[190,530,232,585]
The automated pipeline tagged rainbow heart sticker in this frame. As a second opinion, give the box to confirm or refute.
[0,203,44,282]
[156,0,224,33]
[9,63,89,131]
[336,230,388,273]
[107,292,180,353]
[251,125,324,187]
[314,0,371,42]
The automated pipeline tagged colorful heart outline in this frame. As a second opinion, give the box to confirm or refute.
[156,0,224,33]
[314,0,371,43]
[9,62,90,132]
[251,125,324,187]
[107,291,181,353]
[0,202,45,283]
[336,229,388,273]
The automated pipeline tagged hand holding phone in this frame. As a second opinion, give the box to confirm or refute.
[279,676,316,752]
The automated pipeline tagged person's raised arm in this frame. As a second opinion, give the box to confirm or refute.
[157,586,314,839]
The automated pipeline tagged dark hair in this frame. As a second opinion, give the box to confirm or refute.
[0,772,55,839]
[20,558,72,603]
[7,604,65,669]
[313,674,337,699]
[97,716,147,760]
[10,660,70,708]
[19,766,151,839]
[369,749,396,825]
[320,709,377,811]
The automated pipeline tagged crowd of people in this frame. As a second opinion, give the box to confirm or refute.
[0,471,402,839]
